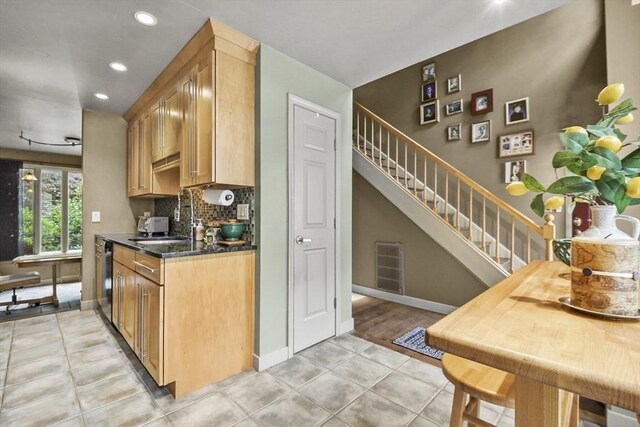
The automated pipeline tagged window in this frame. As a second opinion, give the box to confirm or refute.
[18,166,83,255]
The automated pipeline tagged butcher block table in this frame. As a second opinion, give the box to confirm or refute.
[13,252,82,307]
[427,260,640,426]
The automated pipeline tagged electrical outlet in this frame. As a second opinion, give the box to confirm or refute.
[237,204,249,220]
[91,211,101,223]
[174,208,180,222]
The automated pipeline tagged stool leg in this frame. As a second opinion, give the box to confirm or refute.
[466,396,480,427]
[450,387,466,427]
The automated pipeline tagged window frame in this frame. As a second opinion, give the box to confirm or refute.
[22,164,82,255]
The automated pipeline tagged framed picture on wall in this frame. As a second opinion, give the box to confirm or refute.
[447,123,461,141]
[498,130,534,158]
[447,74,461,93]
[471,89,493,115]
[422,62,436,82]
[505,97,530,125]
[471,120,491,143]
[420,100,439,124]
[504,160,527,183]
[421,81,437,102]
[446,99,464,116]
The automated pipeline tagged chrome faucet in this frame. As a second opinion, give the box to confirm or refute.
[177,187,196,240]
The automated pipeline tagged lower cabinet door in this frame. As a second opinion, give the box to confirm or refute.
[137,274,164,385]
[121,267,138,350]
[112,262,125,330]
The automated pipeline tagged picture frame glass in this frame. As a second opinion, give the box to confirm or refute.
[505,97,530,125]
[422,63,435,82]
[471,121,490,143]
[447,124,461,141]
[498,130,534,158]
[504,160,527,183]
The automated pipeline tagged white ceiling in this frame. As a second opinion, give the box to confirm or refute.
[0,0,571,156]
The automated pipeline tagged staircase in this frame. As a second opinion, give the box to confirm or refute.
[353,102,556,286]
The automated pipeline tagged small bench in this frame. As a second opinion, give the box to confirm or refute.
[0,272,42,314]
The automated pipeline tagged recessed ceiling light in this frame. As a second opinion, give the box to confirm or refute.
[109,62,127,72]
[134,11,157,26]
[94,93,109,100]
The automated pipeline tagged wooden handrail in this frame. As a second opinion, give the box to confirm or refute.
[354,101,543,235]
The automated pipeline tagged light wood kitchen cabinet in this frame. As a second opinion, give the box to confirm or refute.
[109,242,254,398]
[180,49,255,188]
[150,84,181,164]
[137,274,164,385]
[127,116,152,197]
[124,20,258,192]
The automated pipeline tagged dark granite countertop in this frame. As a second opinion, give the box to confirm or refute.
[97,233,256,259]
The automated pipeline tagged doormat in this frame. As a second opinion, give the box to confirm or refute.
[392,327,444,360]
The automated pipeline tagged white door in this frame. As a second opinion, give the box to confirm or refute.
[292,102,336,353]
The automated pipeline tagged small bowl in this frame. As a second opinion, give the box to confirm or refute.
[552,239,571,266]
[221,223,245,241]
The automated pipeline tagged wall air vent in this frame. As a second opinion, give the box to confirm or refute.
[375,242,404,294]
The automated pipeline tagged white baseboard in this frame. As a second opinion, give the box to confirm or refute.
[253,347,289,372]
[80,299,97,311]
[338,318,354,335]
[352,284,457,315]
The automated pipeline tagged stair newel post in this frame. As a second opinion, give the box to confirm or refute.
[543,213,556,261]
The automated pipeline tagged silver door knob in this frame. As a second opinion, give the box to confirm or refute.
[296,235,312,245]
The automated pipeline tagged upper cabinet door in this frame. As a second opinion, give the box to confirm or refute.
[150,100,163,163]
[163,84,181,160]
[191,54,214,187]
[140,114,152,194]
[180,70,195,188]
[128,121,140,197]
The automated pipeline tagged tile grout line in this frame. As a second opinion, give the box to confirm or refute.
[55,310,88,427]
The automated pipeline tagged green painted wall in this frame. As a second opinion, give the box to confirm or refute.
[255,45,353,356]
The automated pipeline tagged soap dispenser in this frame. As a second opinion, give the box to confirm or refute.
[195,219,205,241]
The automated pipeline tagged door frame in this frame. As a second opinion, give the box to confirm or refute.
[287,93,342,358]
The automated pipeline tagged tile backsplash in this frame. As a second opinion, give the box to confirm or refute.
[154,187,255,244]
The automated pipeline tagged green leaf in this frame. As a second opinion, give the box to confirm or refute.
[566,163,586,176]
[587,125,616,138]
[622,147,640,174]
[530,193,545,217]
[521,173,546,192]
[552,151,581,168]
[589,147,622,169]
[613,128,627,142]
[597,99,637,127]
[560,133,588,152]
[614,185,631,213]
[578,151,598,170]
[547,176,595,195]
[595,175,624,204]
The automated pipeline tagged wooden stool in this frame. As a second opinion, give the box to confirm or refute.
[0,272,42,314]
[442,353,515,427]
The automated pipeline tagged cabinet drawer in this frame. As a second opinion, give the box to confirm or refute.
[113,244,135,270]
[134,252,163,284]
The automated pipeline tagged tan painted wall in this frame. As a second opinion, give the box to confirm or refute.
[81,109,153,304]
[351,0,609,305]
[0,148,81,167]
[354,0,607,239]
[605,0,640,222]
[353,172,486,306]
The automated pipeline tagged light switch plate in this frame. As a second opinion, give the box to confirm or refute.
[91,211,101,223]
[237,204,249,220]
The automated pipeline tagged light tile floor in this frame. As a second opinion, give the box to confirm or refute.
[0,309,534,427]
[0,282,81,320]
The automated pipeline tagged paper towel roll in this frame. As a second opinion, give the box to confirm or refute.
[202,189,235,206]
